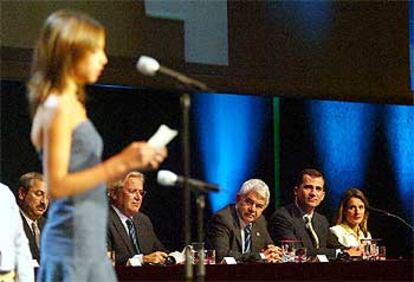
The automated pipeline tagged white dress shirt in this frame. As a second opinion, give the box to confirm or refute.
[19,211,35,234]
[111,205,133,236]
[330,224,372,248]
[0,183,34,281]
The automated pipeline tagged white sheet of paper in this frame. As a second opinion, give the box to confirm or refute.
[316,254,329,262]
[222,257,237,264]
[148,124,178,149]
[128,255,143,267]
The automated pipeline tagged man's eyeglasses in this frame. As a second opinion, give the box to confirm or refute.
[242,196,265,210]
[126,189,147,197]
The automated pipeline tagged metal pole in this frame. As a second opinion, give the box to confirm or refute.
[196,194,206,282]
[181,93,193,281]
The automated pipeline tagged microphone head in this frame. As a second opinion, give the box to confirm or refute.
[136,56,160,76]
[157,170,178,186]
[165,251,185,265]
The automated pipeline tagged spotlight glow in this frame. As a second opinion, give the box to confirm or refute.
[384,105,414,220]
[307,100,376,207]
[193,93,269,212]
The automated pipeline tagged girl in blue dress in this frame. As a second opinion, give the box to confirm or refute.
[28,9,167,282]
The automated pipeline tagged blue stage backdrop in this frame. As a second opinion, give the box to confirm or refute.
[308,100,413,216]
[410,0,414,91]
[306,100,377,209]
[384,105,414,224]
[193,93,270,213]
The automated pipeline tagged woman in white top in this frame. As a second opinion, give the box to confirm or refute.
[330,188,372,249]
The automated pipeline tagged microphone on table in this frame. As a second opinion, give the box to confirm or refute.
[367,206,414,232]
[157,170,219,193]
[136,55,213,92]
[164,251,185,265]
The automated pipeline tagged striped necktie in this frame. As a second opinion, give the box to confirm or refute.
[126,219,141,254]
[304,215,319,249]
[31,221,40,249]
[243,224,252,253]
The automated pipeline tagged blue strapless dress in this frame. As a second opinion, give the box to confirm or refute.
[37,120,116,282]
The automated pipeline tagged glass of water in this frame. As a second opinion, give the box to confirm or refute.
[361,239,381,261]
[280,240,305,262]
[191,242,205,264]
[205,249,216,265]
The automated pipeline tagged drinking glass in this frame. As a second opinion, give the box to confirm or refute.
[205,249,216,265]
[191,242,205,264]
[378,245,386,261]
[280,240,306,263]
[361,239,381,261]
[295,246,307,263]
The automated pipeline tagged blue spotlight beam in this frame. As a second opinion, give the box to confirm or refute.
[384,105,414,223]
[307,100,377,208]
[193,93,269,213]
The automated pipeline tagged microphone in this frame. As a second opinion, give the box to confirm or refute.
[136,56,213,92]
[164,251,185,265]
[157,170,219,193]
[367,206,414,232]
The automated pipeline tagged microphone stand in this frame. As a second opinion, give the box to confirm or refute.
[181,93,208,282]
[195,192,206,282]
[138,57,214,281]
[181,93,193,282]
[162,71,213,281]
[190,185,218,281]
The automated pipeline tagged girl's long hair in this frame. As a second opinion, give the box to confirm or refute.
[28,9,105,117]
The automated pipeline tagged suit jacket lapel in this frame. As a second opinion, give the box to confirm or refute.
[20,212,39,258]
[110,208,135,255]
[290,204,314,249]
[312,213,324,246]
[38,216,46,232]
[134,215,146,254]
[230,206,243,251]
[251,222,262,252]
[20,212,34,241]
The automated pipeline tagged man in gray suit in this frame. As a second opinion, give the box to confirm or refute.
[16,172,48,263]
[206,179,282,263]
[107,171,168,266]
[268,169,350,259]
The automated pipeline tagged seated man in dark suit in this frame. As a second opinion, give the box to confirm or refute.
[16,172,49,263]
[107,171,168,265]
[206,179,282,263]
[268,169,354,259]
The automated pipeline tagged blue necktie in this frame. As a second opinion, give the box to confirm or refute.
[126,219,141,254]
[243,224,252,253]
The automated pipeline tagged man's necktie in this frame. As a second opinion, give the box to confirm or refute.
[31,221,40,249]
[126,219,141,254]
[304,215,319,249]
[243,224,252,253]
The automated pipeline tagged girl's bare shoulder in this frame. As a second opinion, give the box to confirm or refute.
[31,94,73,150]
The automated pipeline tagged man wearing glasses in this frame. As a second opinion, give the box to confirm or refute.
[206,179,282,263]
[107,171,168,265]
